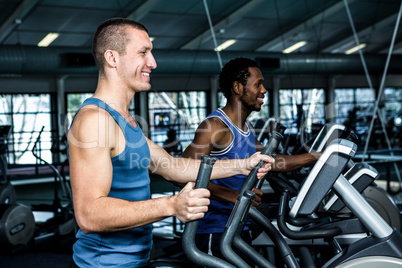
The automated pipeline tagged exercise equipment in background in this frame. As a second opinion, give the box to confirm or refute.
[0,125,35,252]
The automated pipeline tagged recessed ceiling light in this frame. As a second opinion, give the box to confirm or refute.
[283,41,307,54]
[345,43,366,55]
[214,39,236,52]
[38,33,59,47]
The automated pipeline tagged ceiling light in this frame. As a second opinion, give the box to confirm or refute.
[38,33,59,47]
[345,43,366,55]
[283,41,307,54]
[214,39,236,52]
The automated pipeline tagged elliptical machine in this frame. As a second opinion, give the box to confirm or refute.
[257,123,400,266]
[0,125,35,252]
[29,126,75,249]
[307,123,400,231]
[0,126,75,253]
[182,137,402,267]
[279,138,402,267]
[182,126,301,268]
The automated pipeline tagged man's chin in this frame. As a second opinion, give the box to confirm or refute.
[137,84,152,92]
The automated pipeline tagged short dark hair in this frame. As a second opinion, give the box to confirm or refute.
[92,18,148,75]
[219,57,258,100]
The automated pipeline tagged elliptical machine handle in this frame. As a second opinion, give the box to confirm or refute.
[182,155,235,268]
[194,155,216,188]
[278,190,342,240]
[31,126,45,158]
[240,130,284,195]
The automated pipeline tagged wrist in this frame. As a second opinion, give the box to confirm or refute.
[166,195,176,218]
[310,152,321,163]
[237,158,248,176]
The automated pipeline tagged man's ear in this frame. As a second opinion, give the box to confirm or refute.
[233,81,242,95]
[104,50,118,68]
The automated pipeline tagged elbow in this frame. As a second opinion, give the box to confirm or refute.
[172,181,186,188]
[74,210,103,234]
[75,214,94,234]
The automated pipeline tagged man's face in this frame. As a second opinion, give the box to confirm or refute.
[118,27,157,93]
[240,67,266,112]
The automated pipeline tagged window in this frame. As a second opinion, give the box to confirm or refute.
[335,88,375,139]
[279,88,325,135]
[0,94,53,165]
[148,91,207,151]
[66,93,93,127]
[66,93,136,128]
[384,88,401,121]
[382,88,401,148]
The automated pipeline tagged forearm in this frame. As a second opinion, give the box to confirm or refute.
[157,157,250,183]
[272,152,320,172]
[173,180,238,203]
[75,195,174,233]
[206,182,262,207]
[208,182,238,204]
[210,158,254,179]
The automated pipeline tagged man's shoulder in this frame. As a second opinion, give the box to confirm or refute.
[74,104,112,123]
[199,116,228,132]
[69,105,116,139]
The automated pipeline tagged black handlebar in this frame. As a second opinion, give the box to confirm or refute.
[278,190,342,240]
[182,155,236,268]
[239,130,284,196]
[220,190,256,268]
[220,124,302,268]
[194,155,216,188]
[31,126,45,157]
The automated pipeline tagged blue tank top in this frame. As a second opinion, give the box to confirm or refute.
[197,109,256,234]
[70,98,152,267]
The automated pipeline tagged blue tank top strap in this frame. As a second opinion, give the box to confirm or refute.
[208,108,250,136]
[80,97,129,128]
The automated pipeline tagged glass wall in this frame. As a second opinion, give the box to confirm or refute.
[0,94,53,164]
[148,91,207,152]
[66,93,136,128]
[335,88,375,146]
[384,88,402,121]
[279,88,325,136]
[383,88,402,148]
[66,93,93,127]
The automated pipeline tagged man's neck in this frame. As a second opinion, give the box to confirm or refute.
[222,102,251,131]
[94,78,134,115]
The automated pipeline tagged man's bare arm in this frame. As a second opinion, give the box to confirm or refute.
[68,109,211,234]
[147,138,273,183]
[175,119,269,206]
[255,137,320,172]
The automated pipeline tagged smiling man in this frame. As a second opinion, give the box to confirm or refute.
[67,20,273,268]
[181,57,320,262]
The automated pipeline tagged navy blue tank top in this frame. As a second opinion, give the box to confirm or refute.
[197,108,256,234]
[71,98,152,267]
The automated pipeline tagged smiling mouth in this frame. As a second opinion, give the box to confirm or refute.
[142,73,150,77]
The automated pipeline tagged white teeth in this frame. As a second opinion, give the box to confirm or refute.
[142,73,150,77]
